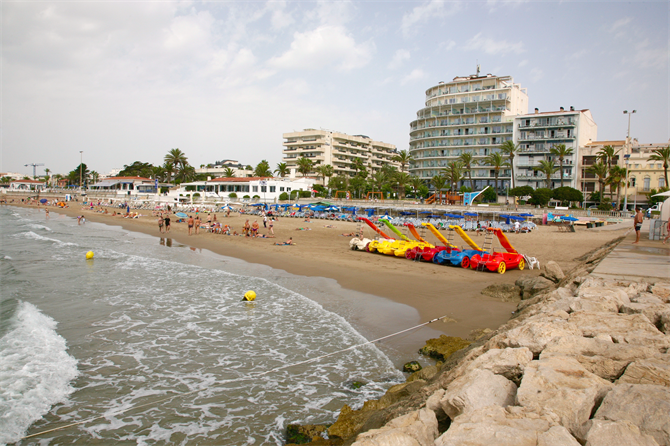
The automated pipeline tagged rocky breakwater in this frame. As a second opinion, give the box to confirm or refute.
[297,238,670,446]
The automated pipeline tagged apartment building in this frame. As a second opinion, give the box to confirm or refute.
[579,140,625,196]
[514,107,597,190]
[627,142,669,204]
[408,73,528,192]
[282,129,399,178]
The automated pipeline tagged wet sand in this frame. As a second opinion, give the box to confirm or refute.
[11,198,629,355]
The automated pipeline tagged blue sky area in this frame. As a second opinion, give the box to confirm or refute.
[2,0,668,176]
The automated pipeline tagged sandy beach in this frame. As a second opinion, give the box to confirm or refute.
[9,197,632,348]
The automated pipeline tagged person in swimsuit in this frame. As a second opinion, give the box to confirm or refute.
[187,216,194,236]
[268,218,274,235]
[243,220,250,236]
[251,220,259,237]
[194,216,201,235]
[158,216,164,233]
[164,215,171,233]
[633,208,643,244]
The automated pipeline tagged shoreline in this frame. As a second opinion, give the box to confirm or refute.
[6,198,630,364]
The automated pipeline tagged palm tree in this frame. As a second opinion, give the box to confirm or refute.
[44,168,51,187]
[176,165,197,183]
[588,162,609,204]
[223,167,236,178]
[608,165,627,209]
[370,170,387,193]
[410,176,424,196]
[648,146,670,189]
[1,176,12,185]
[484,152,509,195]
[535,160,559,189]
[163,162,175,183]
[352,158,367,177]
[90,171,100,185]
[597,145,620,172]
[431,174,447,198]
[275,162,289,178]
[53,174,63,188]
[458,152,477,192]
[164,148,188,183]
[316,164,334,187]
[499,141,520,189]
[254,160,273,177]
[443,161,465,193]
[296,157,314,177]
[391,149,414,173]
[549,144,574,188]
[394,172,411,199]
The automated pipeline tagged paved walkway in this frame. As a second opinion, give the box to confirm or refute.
[591,220,670,282]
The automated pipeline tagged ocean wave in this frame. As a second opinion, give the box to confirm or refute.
[0,301,79,445]
[14,231,78,247]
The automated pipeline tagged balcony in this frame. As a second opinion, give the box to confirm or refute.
[518,134,575,141]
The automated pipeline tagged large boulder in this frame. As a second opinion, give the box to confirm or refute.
[632,292,666,305]
[618,357,670,387]
[351,408,438,446]
[516,356,613,435]
[537,426,581,446]
[480,283,522,301]
[418,335,470,362]
[407,365,439,383]
[434,405,560,446]
[516,276,556,299]
[620,302,670,330]
[464,347,534,383]
[568,311,670,350]
[541,335,658,381]
[541,260,565,283]
[439,369,517,419]
[650,283,670,302]
[568,285,631,313]
[584,420,660,446]
[594,383,670,445]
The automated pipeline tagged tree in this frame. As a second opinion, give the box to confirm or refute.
[499,141,520,189]
[351,157,367,177]
[349,176,367,198]
[587,162,609,205]
[44,168,51,187]
[410,176,424,196]
[370,170,387,193]
[254,160,272,177]
[391,149,414,173]
[296,157,314,177]
[481,186,497,203]
[458,152,478,192]
[648,187,670,207]
[395,172,411,198]
[510,186,534,197]
[607,165,626,208]
[549,144,574,188]
[648,146,670,190]
[328,175,348,192]
[68,163,89,186]
[551,186,584,205]
[1,176,11,184]
[223,167,236,178]
[431,174,447,196]
[484,152,509,194]
[316,164,334,187]
[535,159,559,189]
[90,171,100,185]
[176,165,197,183]
[164,148,188,173]
[528,188,552,206]
[119,161,155,178]
[163,162,175,183]
[597,145,620,173]
[275,162,289,178]
[443,161,464,192]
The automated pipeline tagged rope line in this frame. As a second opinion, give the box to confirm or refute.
[21,315,449,440]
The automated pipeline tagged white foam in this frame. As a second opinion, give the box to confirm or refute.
[14,231,78,247]
[0,301,79,444]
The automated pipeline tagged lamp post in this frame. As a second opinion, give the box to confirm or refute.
[622,110,636,211]
[79,151,83,191]
[623,154,630,212]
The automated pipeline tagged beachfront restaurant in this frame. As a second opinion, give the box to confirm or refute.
[9,179,47,191]
[175,177,316,202]
[89,176,157,195]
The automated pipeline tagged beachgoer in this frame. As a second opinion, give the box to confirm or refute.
[77,215,83,225]
[164,215,171,232]
[268,218,274,235]
[187,216,194,235]
[633,208,643,244]
[243,220,250,236]
[263,215,267,228]
[514,221,520,233]
[194,216,201,235]
[45,209,49,219]
[251,220,259,237]
[158,216,164,233]
[275,237,293,245]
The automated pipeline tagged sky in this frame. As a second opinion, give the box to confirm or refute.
[2,0,668,177]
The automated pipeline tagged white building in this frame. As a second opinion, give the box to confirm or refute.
[8,179,47,191]
[196,160,254,178]
[282,129,399,178]
[90,176,157,195]
[409,72,529,192]
[175,177,316,202]
[514,107,597,189]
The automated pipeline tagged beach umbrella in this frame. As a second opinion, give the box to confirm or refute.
[175,212,188,218]
[509,215,525,221]
[464,212,477,217]
[40,198,48,204]
[561,216,579,222]
[519,213,534,217]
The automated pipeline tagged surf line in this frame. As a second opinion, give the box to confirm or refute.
[21,315,450,440]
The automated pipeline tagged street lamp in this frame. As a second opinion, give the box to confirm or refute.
[623,110,636,142]
[79,151,83,190]
[622,110,636,211]
[623,154,631,212]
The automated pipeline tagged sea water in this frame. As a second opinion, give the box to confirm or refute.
[0,207,406,445]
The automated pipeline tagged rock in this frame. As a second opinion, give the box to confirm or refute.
[594,383,670,445]
[467,328,493,341]
[516,276,556,299]
[618,357,670,386]
[352,408,438,446]
[538,426,581,446]
[425,389,446,413]
[516,356,613,435]
[439,369,516,419]
[464,347,533,383]
[403,361,422,373]
[487,311,582,354]
[541,335,658,381]
[286,424,328,444]
[620,302,670,329]
[660,312,670,334]
[584,420,660,446]
[407,365,438,383]
[569,285,631,313]
[568,311,670,350]
[434,405,560,446]
[651,283,670,302]
[418,336,470,362]
[541,261,565,283]
[480,283,521,301]
[632,292,665,305]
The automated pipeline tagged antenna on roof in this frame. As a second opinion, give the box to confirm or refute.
[476,62,480,77]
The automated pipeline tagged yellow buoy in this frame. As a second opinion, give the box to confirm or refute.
[86,251,95,260]
[243,290,256,301]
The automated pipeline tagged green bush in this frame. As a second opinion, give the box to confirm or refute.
[551,186,583,204]
[253,195,260,199]
[510,186,534,197]
[481,187,497,202]
[300,190,311,198]
[192,193,200,198]
[228,192,237,198]
[528,188,552,206]
[279,192,289,201]
[243,195,250,199]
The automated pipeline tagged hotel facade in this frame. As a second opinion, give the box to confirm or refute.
[408,73,528,192]
[282,129,399,178]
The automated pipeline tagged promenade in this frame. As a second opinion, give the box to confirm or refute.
[591,219,670,282]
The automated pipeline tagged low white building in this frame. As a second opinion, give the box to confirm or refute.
[8,179,47,191]
[174,177,316,202]
[90,176,157,195]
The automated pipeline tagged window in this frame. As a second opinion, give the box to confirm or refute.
[660,178,666,188]
[252,186,258,192]
[643,177,650,191]
[270,186,276,192]
[260,186,267,193]
[630,177,636,187]
[280,187,284,192]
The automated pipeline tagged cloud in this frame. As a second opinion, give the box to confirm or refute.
[463,33,525,55]
[439,40,456,51]
[530,67,543,82]
[610,17,632,33]
[268,25,375,71]
[518,59,528,67]
[401,68,426,85]
[631,39,667,69]
[388,49,410,69]
[267,0,295,30]
[565,49,588,61]
[401,1,461,37]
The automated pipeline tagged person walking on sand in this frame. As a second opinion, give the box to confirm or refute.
[633,208,644,244]
[263,214,267,228]
[158,215,164,233]
[268,218,274,235]
[164,215,171,233]
[187,215,195,236]
[194,215,201,235]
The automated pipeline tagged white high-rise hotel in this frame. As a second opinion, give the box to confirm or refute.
[409,73,528,191]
